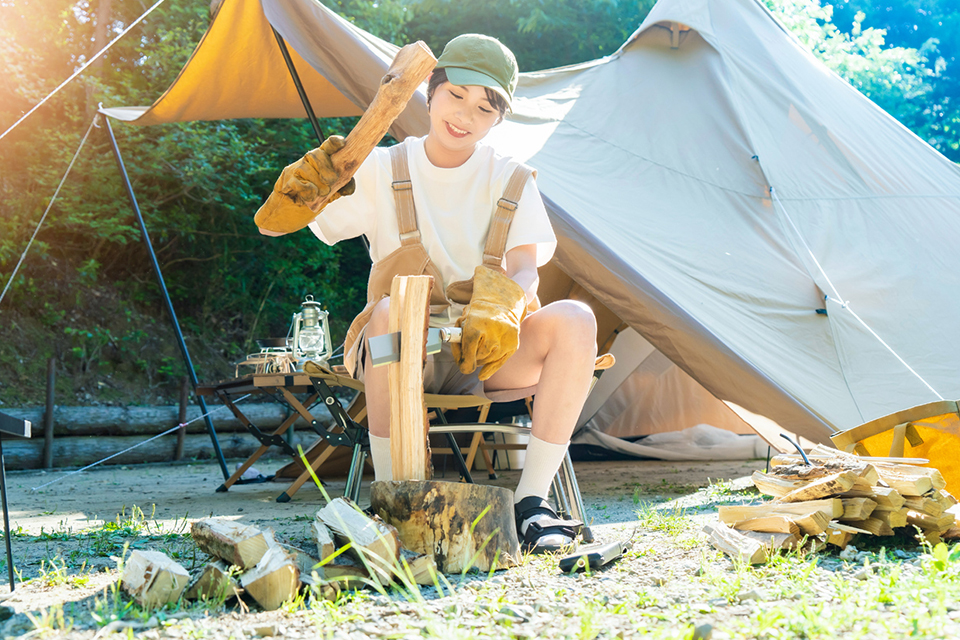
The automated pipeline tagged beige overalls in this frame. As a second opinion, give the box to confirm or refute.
[342,140,538,381]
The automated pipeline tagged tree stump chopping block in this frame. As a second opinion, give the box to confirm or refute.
[370,480,520,573]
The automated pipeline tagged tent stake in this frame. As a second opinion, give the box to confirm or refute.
[103,117,229,481]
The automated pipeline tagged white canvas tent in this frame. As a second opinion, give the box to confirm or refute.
[103,0,960,458]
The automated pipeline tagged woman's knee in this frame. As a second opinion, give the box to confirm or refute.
[537,300,598,356]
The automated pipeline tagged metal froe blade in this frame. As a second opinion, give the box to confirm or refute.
[368,327,461,367]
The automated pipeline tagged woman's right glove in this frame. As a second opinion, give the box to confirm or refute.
[254,135,356,233]
[452,266,527,381]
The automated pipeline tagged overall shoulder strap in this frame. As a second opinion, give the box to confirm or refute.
[389,141,420,246]
[482,163,535,269]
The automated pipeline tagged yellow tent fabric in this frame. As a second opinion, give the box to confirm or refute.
[100,0,428,139]
[832,401,960,496]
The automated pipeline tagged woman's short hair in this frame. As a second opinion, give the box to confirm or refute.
[426,68,509,119]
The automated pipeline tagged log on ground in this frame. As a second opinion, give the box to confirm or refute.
[239,546,299,611]
[121,550,190,607]
[191,519,273,570]
[370,480,520,574]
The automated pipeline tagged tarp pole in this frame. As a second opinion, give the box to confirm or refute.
[103,116,230,481]
[270,27,370,253]
[271,27,326,145]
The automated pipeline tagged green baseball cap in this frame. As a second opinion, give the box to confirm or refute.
[435,34,518,108]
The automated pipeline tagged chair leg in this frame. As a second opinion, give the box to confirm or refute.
[560,453,594,543]
[344,445,366,503]
[444,433,474,484]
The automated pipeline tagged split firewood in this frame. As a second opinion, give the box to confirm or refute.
[840,486,905,510]
[921,529,943,546]
[732,516,800,536]
[775,471,858,503]
[768,456,879,486]
[184,560,242,601]
[941,505,960,540]
[191,518,272,570]
[751,471,805,498]
[239,546,299,611]
[316,497,401,579]
[719,498,842,524]
[791,511,832,536]
[829,521,872,535]
[937,489,958,509]
[399,549,438,586]
[739,530,802,552]
[703,522,768,564]
[872,508,908,529]
[826,526,856,549]
[904,495,943,517]
[807,444,928,466]
[906,509,956,533]
[313,519,338,562]
[121,550,190,607]
[876,470,934,497]
[841,497,877,520]
[849,517,894,537]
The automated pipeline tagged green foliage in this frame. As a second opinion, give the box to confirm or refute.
[1,0,955,406]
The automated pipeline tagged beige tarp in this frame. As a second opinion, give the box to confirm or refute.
[102,0,960,450]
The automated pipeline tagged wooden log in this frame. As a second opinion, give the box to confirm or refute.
[184,560,242,601]
[318,554,371,584]
[719,498,843,524]
[370,480,521,574]
[121,550,190,607]
[732,516,800,536]
[775,471,857,503]
[830,521,872,535]
[850,518,894,536]
[791,511,831,536]
[703,522,767,564]
[738,530,802,551]
[1,403,317,437]
[906,510,956,532]
[399,550,438,586]
[316,497,401,579]
[942,506,960,540]
[1,429,317,471]
[388,275,433,481]
[254,42,437,233]
[313,520,337,562]
[768,456,879,486]
[873,508,908,529]
[840,486,905,510]
[903,496,943,517]
[751,472,804,498]
[876,470,933,497]
[826,527,855,549]
[239,546,300,611]
[191,519,272,570]
[937,490,958,509]
[841,497,877,520]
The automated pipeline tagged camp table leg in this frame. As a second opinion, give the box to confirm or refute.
[276,442,340,503]
[215,400,313,493]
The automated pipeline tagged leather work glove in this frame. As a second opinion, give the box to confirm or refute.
[452,265,527,381]
[254,135,356,233]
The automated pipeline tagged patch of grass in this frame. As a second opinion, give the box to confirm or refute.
[635,502,692,536]
[26,603,74,637]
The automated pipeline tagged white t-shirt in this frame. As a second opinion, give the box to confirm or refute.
[308,136,557,296]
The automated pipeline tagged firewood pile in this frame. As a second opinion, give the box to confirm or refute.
[120,497,436,611]
[705,445,960,564]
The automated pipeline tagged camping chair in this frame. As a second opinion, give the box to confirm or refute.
[831,400,960,496]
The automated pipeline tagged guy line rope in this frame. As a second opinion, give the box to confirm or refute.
[0,0,168,143]
[0,114,100,311]
[769,186,944,402]
[31,394,252,491]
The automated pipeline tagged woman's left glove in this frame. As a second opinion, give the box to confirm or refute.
[452,266,527,381]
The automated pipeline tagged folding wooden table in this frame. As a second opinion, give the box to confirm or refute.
[196,372,369,502]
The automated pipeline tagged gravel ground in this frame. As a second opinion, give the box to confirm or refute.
[0,456,954,639]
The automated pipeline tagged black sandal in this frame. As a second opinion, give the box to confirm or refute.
[514,496,583,554]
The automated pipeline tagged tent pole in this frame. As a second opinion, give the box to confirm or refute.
[103,117,230,481]
[271,28,370,253]
[272,27,326,145]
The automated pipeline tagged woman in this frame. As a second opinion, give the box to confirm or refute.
[260,34,597,552]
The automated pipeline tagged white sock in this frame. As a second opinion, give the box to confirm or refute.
[369,434,393,482]
[514,436,573,548]
[514,435,569,502]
